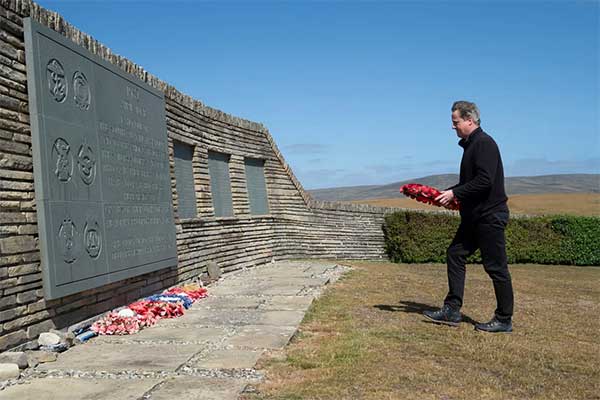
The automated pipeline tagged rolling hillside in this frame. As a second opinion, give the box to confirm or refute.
[308,174,600,201]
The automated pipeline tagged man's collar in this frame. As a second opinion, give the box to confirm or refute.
[459,126,483,148]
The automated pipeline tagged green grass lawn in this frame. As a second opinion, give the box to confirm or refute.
[242,261,600,400]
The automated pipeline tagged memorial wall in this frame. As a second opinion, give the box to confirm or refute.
[25,19,177,299]
[0,0,393,351]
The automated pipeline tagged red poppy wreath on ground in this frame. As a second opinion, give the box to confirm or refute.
[399,183,460,211]
[90,285,208,335]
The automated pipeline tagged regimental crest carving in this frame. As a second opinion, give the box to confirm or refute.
[77,145,96,185]
[58,218,79,263]
[52,138,73,182]
[47,59,67,102]
[84,221,101,258]
[73,71,91,110]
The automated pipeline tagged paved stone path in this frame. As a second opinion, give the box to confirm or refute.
[0,260,348,400]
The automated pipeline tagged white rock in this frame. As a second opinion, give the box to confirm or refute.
[50,329,75,342]
[0,363,20,381]
[0,352,28,369]
[37,332,61,346]
[49,330,75,347]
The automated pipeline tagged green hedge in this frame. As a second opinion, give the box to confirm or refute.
[383,211,600,266]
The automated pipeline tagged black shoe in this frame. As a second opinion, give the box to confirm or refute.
[475,317,513,333]
[423,305,462,327]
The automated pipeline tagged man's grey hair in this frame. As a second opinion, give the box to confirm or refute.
[452,101,481,125]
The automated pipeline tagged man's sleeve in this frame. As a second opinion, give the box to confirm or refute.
[452,140,499,201]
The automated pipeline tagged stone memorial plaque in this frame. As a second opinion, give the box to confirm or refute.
[24,19,177,299]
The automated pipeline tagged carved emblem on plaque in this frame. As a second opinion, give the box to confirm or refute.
[46,59,67,103]
[84,221,101,258]
[52,138,73,182]
[77,145,96,185]
[73,71,91,110]
[58,218,79,263]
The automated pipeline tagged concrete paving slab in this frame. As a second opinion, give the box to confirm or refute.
[209,277,322,297]
[260,296,314,311]
[190,348,263,369]
[92,326,228,344]
[226,267,327,281]
[267,262,336,272]
[267,277,331,287]
[208,285,270,296]
[158,309,262,327]
[214,278,265,286]
[304,264,339,275]
[148,377,248,400]
[260,286,304,296]
[233,276,328,288]
[210,285,304,296]
[257,311,306,327]
[198,296,263,310]
[244,263,309,271]
[37,343,203,372]
[0,377,161,400]
[243,269,311,278]
[226,325,297,349]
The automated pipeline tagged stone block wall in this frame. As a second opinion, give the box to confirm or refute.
[273,201,389,260]
[0,0,396,351]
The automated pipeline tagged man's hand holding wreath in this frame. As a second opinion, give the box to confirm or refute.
[435,190,455,207]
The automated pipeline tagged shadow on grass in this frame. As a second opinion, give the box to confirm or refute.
[374,301,479,325]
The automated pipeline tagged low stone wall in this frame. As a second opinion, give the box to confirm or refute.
[0,0,395,351]
[273,201,392,260]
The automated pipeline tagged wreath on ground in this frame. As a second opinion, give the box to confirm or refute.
[91,285,208,335]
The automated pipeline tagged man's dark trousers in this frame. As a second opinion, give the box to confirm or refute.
[444,211,514,322]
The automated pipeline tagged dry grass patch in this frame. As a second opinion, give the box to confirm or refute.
[242,262,600,400]
[350,193,600,216]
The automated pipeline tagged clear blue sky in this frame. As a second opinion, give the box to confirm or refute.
[38,0,599,189]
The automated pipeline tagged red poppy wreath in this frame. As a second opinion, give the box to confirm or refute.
[399,183,460,210]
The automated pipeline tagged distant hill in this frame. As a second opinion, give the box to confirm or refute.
[308,174,600,201]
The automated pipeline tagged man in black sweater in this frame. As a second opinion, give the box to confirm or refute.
[423,100,514,333]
